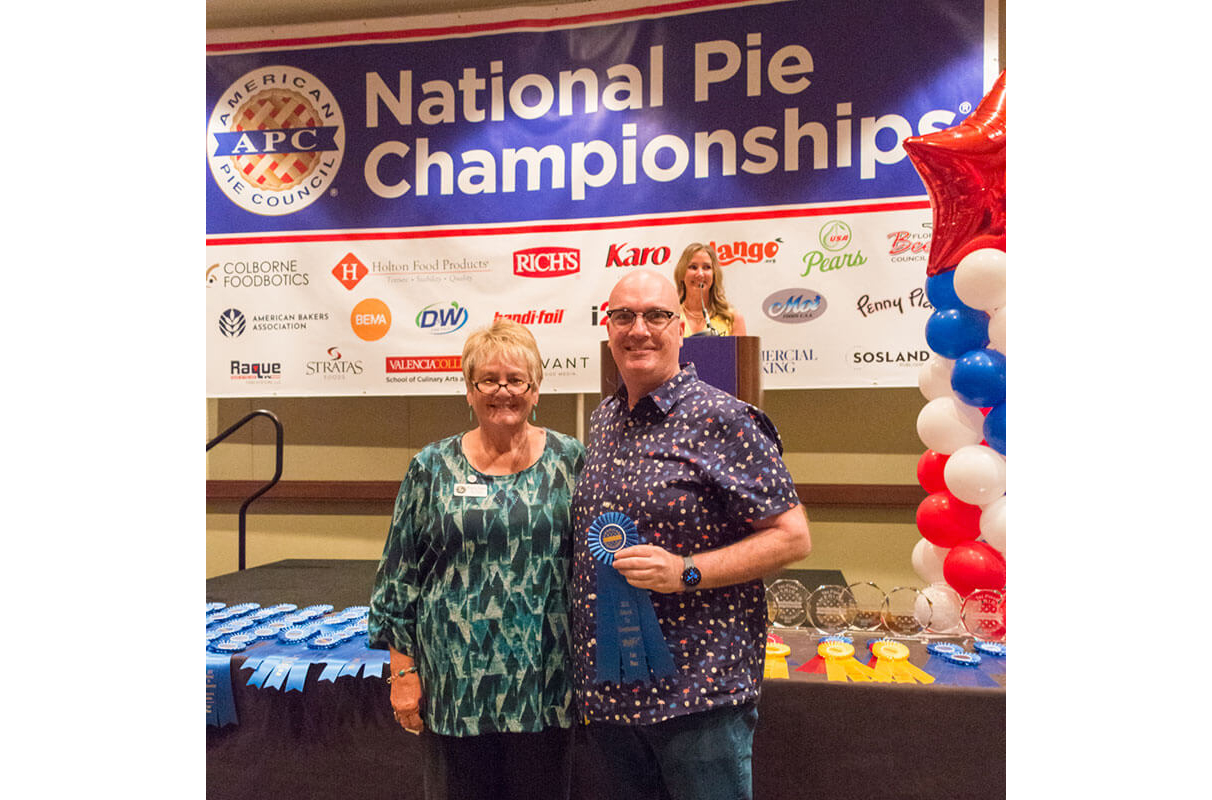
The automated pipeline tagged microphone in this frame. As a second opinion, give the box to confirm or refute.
[700,278,719,336]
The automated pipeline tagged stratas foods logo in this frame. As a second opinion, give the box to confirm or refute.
[513,247,580,277]
[207,66,345,216]
[351,298,392,341]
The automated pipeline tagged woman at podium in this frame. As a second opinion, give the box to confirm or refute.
[673,242,748,336]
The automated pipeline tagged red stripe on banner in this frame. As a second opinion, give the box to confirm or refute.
[206,0,752,53]
[205,199,931,247]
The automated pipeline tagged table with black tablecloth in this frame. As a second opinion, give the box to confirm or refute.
[207,560,1005,799]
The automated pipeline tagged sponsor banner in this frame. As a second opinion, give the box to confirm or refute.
[206,0,994,396]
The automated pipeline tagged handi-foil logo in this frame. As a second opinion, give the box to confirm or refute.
[207,66,345,216]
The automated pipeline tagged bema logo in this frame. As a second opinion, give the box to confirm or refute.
[351,298,392,341]
[207,66,344,216]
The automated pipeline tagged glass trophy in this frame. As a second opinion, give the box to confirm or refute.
[846,581,886,631]
[805,584,857,635]
[914,583,964,634]
[960,589,1006,642]
[766,579,809,628]
[880,587,927,637]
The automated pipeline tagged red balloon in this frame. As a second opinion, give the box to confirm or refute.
[903,71,1006,276]
[915,490,981,548]
[943,541,1006,597]
[916,450,950,493]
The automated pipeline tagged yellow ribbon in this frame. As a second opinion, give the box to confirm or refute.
[764,642,791,679]
[818,640,887,682]
[870,640,935,684]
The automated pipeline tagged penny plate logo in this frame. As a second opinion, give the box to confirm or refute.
[207,66,345,216]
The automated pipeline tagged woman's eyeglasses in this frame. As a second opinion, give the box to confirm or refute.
[473,379,533,395]
[605,308,677,329]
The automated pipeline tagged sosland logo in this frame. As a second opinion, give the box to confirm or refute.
[207,66,344,216]
[762,289,826,324]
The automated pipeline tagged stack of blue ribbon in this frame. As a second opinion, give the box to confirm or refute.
[205,602,389,728]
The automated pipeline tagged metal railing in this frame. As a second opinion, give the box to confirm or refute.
[206,410,283,570]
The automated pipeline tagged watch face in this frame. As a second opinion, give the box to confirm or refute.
[682,566,702,587]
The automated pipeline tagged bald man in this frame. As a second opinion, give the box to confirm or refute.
[571,270,811,800]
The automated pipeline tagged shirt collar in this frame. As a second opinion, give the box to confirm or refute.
[615,363,698,416]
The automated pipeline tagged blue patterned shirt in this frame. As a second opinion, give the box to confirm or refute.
[368,429,585,736]
[571,364,800,724]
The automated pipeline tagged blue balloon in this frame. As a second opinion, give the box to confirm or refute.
[984,402,1006,455]
[925,308,989,359]
[951,348,1007,408]
[926,269,965,310]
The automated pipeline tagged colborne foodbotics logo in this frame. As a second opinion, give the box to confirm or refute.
[207,66,345,216]
[513,247,580,277]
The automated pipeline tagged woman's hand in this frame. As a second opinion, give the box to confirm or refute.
[390,671,425,733]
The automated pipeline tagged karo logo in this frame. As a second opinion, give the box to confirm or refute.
[219,308,246,338]
[416,302,469,335]
[762,289,827,324]
[351,298,392,341]
[708,239,781,265]
[819,221,852,252]
[207,65,345,217]
[513,247,580,277]
[605,243,672,268]
[333,252,368,290]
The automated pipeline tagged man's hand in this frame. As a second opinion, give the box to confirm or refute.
[612,544,685,593]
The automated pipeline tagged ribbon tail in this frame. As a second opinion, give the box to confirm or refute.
[205,653,239,728]
[594,562,622,685]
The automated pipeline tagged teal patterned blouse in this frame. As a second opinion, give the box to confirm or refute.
[368,429,585,737]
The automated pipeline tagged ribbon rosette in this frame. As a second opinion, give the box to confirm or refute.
[586,512,675,684]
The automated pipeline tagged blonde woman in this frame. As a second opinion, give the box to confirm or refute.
[369,318,584,800]
[672,243,747,336]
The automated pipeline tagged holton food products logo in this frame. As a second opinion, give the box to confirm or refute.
[207,66,345,216]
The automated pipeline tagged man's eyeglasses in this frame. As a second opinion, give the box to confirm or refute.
[605,308,677,329]
[473,378,533,396]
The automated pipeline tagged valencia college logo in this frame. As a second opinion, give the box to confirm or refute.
[207,66,345,216]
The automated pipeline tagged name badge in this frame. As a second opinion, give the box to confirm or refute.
[453,483,488,498]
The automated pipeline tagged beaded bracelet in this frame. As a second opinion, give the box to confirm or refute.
[385,666,418,683]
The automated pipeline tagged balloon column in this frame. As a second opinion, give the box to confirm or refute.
[904,72,1007,629]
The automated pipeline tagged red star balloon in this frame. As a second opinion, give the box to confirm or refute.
[904,71,1006,276]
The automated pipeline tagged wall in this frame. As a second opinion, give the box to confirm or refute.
[206,385,927,591]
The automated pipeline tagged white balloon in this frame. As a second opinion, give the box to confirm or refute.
[914,582,963,633]
[911,537,948,584]
[954,248,1007,311]
[988,306,1006,354]
[980,495,1006,554]
[917,354,956,401]
[916,396,985,454]
[943,444,1007,505]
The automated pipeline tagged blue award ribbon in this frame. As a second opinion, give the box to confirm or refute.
[586,512,675,685]
[205,651,239,727]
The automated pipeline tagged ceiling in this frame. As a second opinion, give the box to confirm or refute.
[206,0,586,31]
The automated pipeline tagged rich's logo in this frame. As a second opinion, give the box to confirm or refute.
[819,221,852,252]
[513,247,580,277]
[709,239,781,265]
[762,289,827,324]
[416,301,469,335]
[333,253,368,290]
[606,243,671,268]
[219,308,246,338]
[207,66,345,216]
[351,298,392,341]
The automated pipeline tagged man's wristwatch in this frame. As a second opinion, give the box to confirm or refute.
[680,554,702,589]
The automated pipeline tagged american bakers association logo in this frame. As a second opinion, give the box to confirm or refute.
[206,66,345,216]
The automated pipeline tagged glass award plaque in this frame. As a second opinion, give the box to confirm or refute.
[766,579,809,628]
[846,581,886,631]
[960,589,1006,642]
[805,584,857,634]
[880,587,927,636]
[914,583,964,634]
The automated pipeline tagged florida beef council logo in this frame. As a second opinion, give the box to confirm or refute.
[207,66,345,216]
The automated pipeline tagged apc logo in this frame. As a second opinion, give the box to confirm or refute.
[219,308,246,338]
[207,66,345,217]
[819,221,852,252]
[514,247,580,277]
[762,289,827,324]
[416,302,469,335]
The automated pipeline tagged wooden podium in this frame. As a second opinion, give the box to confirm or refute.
[599,335,762,407]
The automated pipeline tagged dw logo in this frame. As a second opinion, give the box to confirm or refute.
[219,309,246,338]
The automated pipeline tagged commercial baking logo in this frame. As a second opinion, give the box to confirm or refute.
[762,288,827,324]
[415,301,469,335]
[513,247,580,278]
[351,298,392,341]
[219,308,246,338]
[207,66,344,216]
